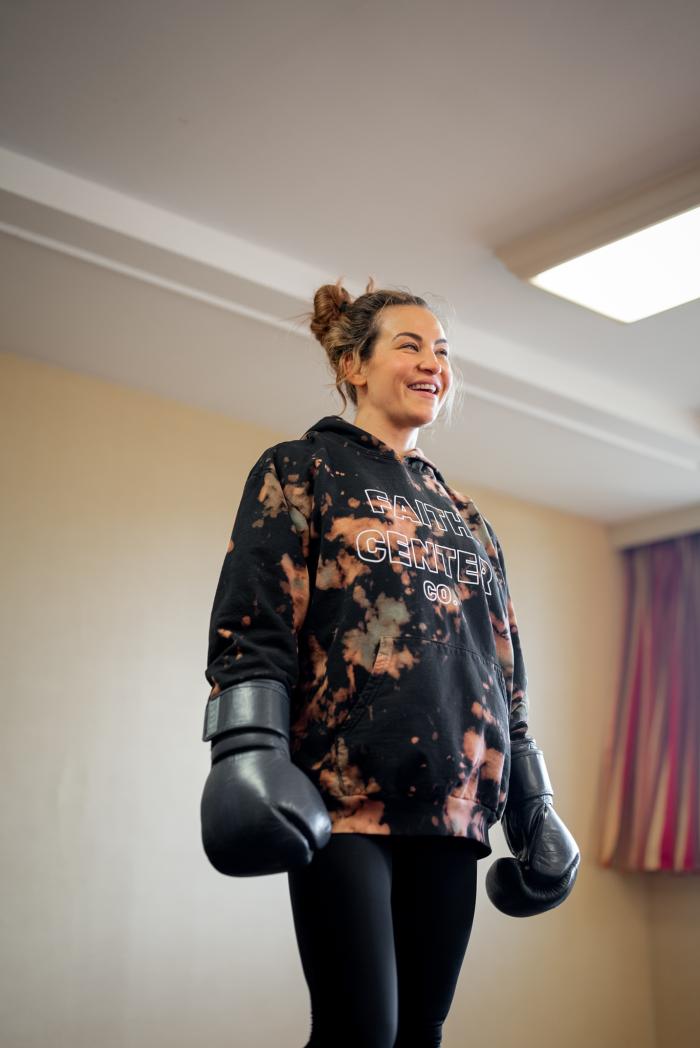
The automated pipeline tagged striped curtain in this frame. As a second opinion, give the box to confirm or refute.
[596,530,700,873]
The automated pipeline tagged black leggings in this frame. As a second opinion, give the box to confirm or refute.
[287,833,480,1048]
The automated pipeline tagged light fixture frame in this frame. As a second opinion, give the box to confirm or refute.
[493,157,700,281]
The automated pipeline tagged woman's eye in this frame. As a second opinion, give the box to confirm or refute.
[403,343,449,359]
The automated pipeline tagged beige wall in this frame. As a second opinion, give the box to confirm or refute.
[0,348,691,1048]
[648,875,700,1048]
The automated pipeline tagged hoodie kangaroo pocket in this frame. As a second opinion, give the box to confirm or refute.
[335,634,394,736]
[334,635,511,820]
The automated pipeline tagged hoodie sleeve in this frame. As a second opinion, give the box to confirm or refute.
[484,520,530,741]
[204,448,311,701]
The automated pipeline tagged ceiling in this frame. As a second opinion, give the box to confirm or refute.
[1,0,699,526]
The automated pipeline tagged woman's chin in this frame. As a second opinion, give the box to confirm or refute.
[405,398,438,423]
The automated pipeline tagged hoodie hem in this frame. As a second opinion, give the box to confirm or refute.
[324,794,496,859]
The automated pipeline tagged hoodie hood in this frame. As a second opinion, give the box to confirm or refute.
[302,415,446,484]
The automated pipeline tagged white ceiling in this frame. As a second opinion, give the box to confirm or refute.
[1,0,699,526]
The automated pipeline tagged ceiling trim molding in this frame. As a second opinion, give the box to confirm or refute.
[0,219,304,334]
[608,503,700,549]
[0,145,331,298]
[1,146,698,477]
[494,157,700,278]
[460,382,698,470]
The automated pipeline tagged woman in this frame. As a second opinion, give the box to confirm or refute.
[200,278,579,1048]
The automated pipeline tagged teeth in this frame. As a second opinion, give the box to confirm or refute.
[409,384,437,393]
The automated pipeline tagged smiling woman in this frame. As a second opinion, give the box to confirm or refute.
[308,276,459,444]
[199,275,580,1048]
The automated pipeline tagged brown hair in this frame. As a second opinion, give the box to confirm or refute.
[300,276,459,424]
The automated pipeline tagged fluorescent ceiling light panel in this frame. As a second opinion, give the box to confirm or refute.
[531,205,700,323]
[494,160,700,323]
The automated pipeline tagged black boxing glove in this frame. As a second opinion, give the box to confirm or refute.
[200,679,332,877]
[486,737,580,917]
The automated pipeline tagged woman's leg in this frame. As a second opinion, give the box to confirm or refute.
[287,834,399,1048]
[391,837,479,1048]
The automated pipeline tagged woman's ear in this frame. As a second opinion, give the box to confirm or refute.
[341,351,367,390]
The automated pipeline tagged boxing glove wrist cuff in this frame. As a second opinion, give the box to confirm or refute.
[202,679,290,743]
[507,741,554,806]
[210,730,290,764]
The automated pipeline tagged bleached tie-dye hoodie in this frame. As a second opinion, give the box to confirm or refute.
[205,415,529,857]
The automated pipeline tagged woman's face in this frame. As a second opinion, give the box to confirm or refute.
[348,305,452,431]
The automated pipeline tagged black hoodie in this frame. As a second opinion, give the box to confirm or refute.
[205,415,529,857]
